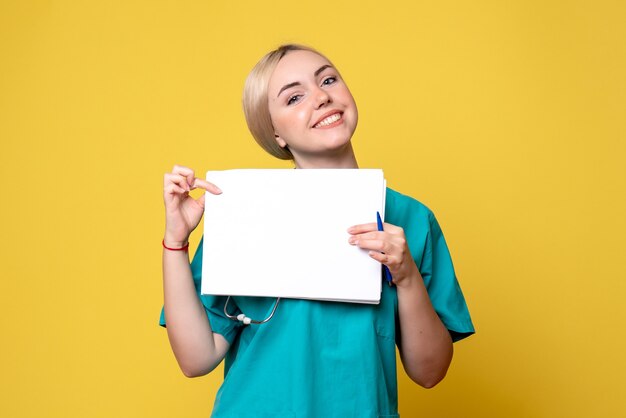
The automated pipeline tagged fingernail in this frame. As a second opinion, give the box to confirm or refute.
[348,237,356,244]
[215,186,223,194]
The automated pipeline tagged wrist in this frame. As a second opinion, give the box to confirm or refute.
[394,269,423,291]
[163,231,190,248]
[162,238,189,250]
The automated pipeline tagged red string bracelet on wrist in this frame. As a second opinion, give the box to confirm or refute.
[162,239,189,252]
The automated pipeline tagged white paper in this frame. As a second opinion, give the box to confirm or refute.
[201,169,386,304]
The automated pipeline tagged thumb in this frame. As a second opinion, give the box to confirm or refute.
[196,193,206,209]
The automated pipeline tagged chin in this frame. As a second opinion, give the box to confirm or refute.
[323,138,354,155]
[317,122,356,146]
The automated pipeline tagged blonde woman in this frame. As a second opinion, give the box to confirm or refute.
[160,45,474,417]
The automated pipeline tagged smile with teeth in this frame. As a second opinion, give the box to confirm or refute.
[314,113,342,128]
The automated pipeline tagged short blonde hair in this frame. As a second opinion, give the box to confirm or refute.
[242,44,331,160]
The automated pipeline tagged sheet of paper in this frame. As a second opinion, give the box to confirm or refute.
[200,169,386,304]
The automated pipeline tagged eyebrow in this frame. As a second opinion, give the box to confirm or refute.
[276,65,334,98]
[314,64,333,77]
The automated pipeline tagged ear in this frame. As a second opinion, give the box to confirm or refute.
[274,133,288,149]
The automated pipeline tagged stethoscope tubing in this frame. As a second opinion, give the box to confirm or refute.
[224,295,281,325]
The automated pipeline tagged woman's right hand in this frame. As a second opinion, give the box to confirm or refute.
[163,165,222,247]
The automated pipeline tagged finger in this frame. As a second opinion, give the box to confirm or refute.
[369,251,387,264]
[192,178,222,194]
[381,222,405,235]
[348,231,383,244]
[349,231,405,247]
[164,183,187,195]
[172,165,195,188]
[196,192,206,209]
[164,173,191,191]
[353,238,397,254]
[368,251,397,266]
[349,231,392,241]
[347,222,378,234]
[348,221,406,236]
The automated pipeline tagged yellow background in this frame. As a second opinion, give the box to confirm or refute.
[1,1,624,417]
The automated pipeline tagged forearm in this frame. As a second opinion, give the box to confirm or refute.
[396,272,453,388]
[163,248,227,377]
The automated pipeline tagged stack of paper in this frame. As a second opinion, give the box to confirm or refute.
[201,169,386,304]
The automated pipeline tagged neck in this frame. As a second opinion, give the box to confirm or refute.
[292,143,359,169]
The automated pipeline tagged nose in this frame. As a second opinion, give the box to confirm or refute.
[314,87,331,109]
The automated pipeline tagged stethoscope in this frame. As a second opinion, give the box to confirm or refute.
[224,296,282,325]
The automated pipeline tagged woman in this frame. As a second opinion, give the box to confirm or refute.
[160,44,474,417]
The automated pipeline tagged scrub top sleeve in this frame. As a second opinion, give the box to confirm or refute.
[158,237,242,344]
[421,212,475,342]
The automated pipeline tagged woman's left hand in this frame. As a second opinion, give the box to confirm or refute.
[347,222,419,287]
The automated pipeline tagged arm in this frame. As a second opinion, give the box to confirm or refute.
[162,165,230,377]
[394,268,453,388]
[348,223,453,388]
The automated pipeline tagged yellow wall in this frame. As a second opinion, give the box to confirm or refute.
[1,1,624,416]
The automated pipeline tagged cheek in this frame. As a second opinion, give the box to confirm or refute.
[292,107,309,123]
[342,90,357,109]
[268,107,287,133]
[273,114,291,136]
[344,94,358,123]
[274,109,308,134]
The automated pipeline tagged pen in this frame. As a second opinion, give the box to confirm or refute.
[376,211,393,286]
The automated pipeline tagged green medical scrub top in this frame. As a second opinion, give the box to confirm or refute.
[160,188,475,418]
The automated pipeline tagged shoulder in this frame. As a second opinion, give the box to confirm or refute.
[385,187,436,229]
[385,187,439,267]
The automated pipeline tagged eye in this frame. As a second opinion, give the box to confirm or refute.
[322,76,337,86]
[287,94,302,105]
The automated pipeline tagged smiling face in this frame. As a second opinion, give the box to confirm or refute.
[267,50,358,167]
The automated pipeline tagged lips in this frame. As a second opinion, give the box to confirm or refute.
[312,111,343,128]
